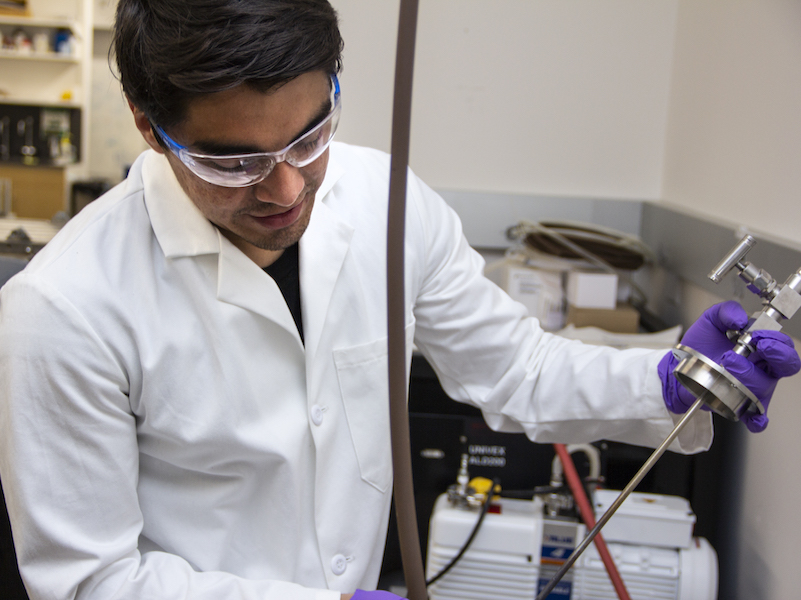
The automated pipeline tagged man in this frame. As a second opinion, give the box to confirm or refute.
[0,1,797,599]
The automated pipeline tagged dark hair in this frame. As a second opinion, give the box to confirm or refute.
[112,0,343,128]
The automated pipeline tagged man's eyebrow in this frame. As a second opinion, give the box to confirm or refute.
[190,97,333,156]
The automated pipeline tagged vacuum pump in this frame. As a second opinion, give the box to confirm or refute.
[425,450,717,600]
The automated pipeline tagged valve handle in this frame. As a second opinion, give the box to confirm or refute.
[708,235,756,283]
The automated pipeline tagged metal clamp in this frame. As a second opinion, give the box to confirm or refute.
[672,344,763,421]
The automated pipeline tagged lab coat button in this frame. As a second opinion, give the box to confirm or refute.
[331,553,347,575]
[311,404,325,426]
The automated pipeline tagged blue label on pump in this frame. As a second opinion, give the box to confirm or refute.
[539,519,581,599]
[541,545,572,561]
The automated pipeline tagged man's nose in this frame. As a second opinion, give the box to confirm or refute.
[253,161,305,206]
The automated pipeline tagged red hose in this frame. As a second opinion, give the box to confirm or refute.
[553,444,631,600]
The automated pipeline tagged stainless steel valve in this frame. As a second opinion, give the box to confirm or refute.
[672,234,801,420]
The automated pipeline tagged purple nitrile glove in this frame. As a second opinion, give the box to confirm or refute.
[658,301,801,432]
[351,591,407,600]
[659,301,748,414]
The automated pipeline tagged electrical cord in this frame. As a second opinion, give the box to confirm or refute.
[425,478,500,588]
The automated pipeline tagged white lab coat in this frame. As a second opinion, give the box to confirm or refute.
[0,142,711,600]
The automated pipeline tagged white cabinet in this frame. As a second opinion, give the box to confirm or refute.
[0,0,93,216]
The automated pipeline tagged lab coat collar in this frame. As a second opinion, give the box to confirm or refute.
[141,152,299,340]
[142,150,221,259]
[140,148,353,353]
[316,144,345,203]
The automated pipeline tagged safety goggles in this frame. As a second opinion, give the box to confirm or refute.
[152,75,341,188]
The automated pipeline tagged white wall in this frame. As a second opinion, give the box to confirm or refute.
[332,0,678,199]
[664,2,801,599]
[664,0,801,247]
[89,29,148,183]
[91,0,683,196]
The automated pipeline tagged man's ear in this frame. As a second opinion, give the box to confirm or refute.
[128,98,165,154]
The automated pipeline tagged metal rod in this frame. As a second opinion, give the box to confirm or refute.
[535,396,707,600]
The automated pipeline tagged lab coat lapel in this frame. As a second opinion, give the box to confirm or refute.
[216,240,301,344]
[300,174,353,363]
[142,150,301,342]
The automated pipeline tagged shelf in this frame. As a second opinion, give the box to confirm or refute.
[0,97,81,108]
[0,48,80,62]
[0,15,80,31]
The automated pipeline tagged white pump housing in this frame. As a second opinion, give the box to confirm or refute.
[426,491,717,600]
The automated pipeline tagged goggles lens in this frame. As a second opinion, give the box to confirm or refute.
[154,75,341,188]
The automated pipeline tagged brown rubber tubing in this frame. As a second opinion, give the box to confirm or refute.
[386,0,426,598]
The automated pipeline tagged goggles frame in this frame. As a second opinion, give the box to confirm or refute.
[152,74,341,188]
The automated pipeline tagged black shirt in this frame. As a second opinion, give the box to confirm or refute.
[263,243,303,344]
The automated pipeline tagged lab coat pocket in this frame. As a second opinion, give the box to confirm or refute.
[334,323,414,493]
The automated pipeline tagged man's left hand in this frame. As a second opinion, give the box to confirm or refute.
[658,301,801,432]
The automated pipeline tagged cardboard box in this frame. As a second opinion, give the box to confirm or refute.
[565,303,639,333]
[566,271,618,309]
[484,258,565,330]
